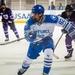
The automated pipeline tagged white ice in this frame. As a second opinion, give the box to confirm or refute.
[0,23,75,75]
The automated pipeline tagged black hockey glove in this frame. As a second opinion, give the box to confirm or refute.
[61,29,67,34]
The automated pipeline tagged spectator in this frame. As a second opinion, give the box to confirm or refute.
[58,3,63,10]
[48,2,56,10]
[51,2,56,10]
[48,5,50,10]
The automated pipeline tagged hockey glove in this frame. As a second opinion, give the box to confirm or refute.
[61,29,67,34]
[8,21,12,23]
[24,30,37,43]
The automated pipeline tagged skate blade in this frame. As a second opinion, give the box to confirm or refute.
[65,57,71,61]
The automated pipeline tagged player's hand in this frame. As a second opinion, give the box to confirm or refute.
[24,30,36,43]
[61,29,67,34]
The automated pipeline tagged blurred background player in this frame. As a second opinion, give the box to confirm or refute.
[61,5,75,60]
[17,4,75,75]
[0,3,20,41]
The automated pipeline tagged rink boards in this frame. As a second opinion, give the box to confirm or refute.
[0,10,64,24]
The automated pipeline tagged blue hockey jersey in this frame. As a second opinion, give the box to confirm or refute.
[24,15,75,43]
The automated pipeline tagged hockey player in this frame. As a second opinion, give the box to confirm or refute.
[61,5,75,60]
[18,5,75,75]
[0,3,20,41]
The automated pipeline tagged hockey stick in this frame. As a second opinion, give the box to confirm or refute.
[32,34,63,59]
[0,37,25,45]
[0,34,63,59]
[53,33,64,59]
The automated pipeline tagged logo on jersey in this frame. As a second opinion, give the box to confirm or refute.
[50,15,57,21]
[3,14,8,19]
[36,30,50,38]
[58,18,65,25]
[10,14,14,19]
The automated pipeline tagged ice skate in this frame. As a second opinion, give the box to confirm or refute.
[5,38,9,41]
[18,67,29,75]
[18,68,26,75]
[17,38,20,41]
[64,52,72,61]
[42,73,48,75]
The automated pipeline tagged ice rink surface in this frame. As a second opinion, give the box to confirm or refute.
[0,23,75,75]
